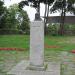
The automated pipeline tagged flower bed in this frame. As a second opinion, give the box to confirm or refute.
[0,48,27,51]
[70,50,75,54]
[45,44,60,48]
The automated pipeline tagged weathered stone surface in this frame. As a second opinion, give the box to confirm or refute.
[7,60,60,75]
[30,21,44,69]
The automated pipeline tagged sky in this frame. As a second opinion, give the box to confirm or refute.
[4,0,74,21]
[4,0,60,21]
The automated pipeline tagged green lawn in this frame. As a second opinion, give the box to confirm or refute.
[0,35,29,48]
[45,35,75,51]
[0,35,75,51]
[0,35,75,74]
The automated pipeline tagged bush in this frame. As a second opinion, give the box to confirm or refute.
[0,29,30,35]
[0,29,19,35]
[47,24,58,36]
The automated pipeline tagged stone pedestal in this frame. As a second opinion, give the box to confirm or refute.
[29,21,45,70]
[7,60,60,75]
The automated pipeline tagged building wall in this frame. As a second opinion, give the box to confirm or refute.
[47,16,75,24]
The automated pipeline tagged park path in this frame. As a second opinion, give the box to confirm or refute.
[7,60,60,75]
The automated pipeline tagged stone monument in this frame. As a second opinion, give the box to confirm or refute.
[7,1,60,75]
[28,13,46,70]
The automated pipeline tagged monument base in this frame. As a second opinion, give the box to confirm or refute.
[26,64,47,71]
[7,60,60,75]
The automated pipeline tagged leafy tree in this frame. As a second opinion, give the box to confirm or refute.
[4,4,30,34]
[19,0,55,35]
[19,0,54,10]
[0,0,6,29]
[0,0,5,16]
[5,7,18,29]
[47,24,58,36]
[17,9,30,34]
[50,0,75,35]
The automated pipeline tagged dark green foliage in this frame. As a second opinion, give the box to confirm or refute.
[19,0,54,36]
[64,24,75,35]
[19,0,54,9]
[47,24,75,36]
[47,24,58,36]
[50,0,75,35]
[50,1,63,13]
[67,0,75,14]
[0,29,19,35]
[50,0,75,14]
[0,4,30,35]
[19,1,29,9]
[0,0,5,15]
[15,5,30,34]
[0,0,7,29]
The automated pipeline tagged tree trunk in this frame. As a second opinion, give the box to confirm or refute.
[44,3,47,35]
[58,0,66,35]
[44,4,49,35]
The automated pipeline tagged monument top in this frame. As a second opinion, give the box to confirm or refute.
[34,13,42,21]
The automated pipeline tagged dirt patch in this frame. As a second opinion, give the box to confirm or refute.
[45,44,60,48]
[0,48,28,51]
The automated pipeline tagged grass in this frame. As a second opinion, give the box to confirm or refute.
[45,36,75,51]
[0,35,29,48]
[0,35,75,74]
[0,35,30,74]
[0,35,75,51]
